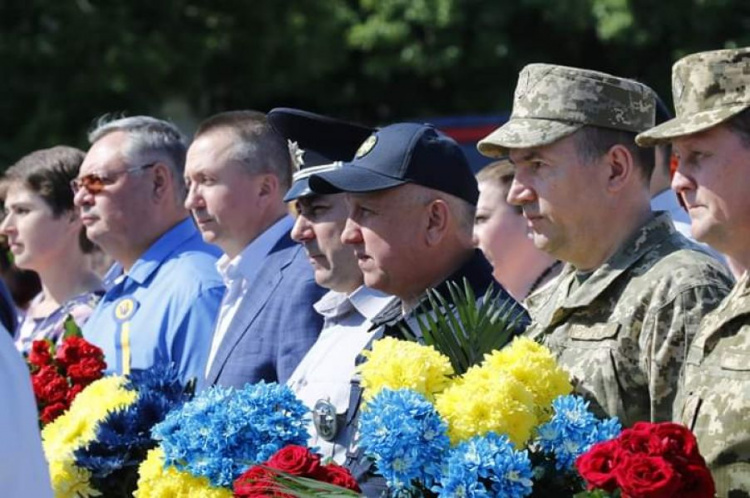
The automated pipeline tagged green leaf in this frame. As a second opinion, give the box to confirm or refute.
[62,314,82,340]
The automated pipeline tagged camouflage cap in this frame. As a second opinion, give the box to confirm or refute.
[478,63,656,157]
[636,47,750,146]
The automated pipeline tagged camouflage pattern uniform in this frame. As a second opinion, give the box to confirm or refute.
[638,47,750,496]
[524,213,731,426]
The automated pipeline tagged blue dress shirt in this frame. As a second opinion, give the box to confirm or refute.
[83,218,225,383]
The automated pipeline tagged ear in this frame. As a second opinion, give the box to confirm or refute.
[425,199,450,246]
[604,144,635,192]
[151,163,171,201]
[257,174,280,201]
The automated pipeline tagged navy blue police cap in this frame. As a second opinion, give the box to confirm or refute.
[267,108,374,202]
[307,123,479,205]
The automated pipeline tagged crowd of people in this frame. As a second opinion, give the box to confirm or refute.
[1,45,748,497]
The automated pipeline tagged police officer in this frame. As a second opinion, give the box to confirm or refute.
[637,47,750,496]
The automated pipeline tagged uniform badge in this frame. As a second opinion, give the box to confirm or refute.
[313,399,339,442]
[355,135,377,158]
[288,140,305,171]
[113,297,139,323]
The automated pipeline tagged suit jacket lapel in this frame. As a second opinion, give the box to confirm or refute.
[206,234,298,385]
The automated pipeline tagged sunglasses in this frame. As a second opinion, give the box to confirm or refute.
[70,162,157,195]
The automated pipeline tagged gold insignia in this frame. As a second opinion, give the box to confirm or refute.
[355,135,377,158]
[288,140,305,172]
[114,298,137,321]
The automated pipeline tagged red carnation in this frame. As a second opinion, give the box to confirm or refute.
[40,402,68,424]
[66,383,84,405]
[576,439,621,492]
[615,454,682,498]
[67,356,106,386]
[266,445,321,477]
[233,466,292,498]
[31,365,68,405]
[312,464,361,492]
[28,340,53,368]
[55,336,104,369]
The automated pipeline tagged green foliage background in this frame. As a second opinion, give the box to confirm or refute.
[1,0,749,165]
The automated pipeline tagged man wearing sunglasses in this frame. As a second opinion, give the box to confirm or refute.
[74,116,225,384]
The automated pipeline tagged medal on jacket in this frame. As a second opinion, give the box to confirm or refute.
[313,399,338,442]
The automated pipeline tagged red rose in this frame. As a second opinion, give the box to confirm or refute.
[233,466,292,498]
[648,422,701,462]
[615,455,682,498]
[266,445,321,476]
[55,337,104,369]
[312,464,361,492]
[28,340,53,368]
[67,357,106,386]
[677,462,716,498]
[31,366,68,405]
[576,439,621,492]
[617,425,657,456]
[40,402,68,424]
[66,384,84,405]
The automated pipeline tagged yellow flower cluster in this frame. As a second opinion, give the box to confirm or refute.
[483,336,572,421]
[359,336,454,402]
[42,376,138,497]
[134,448,232,498]
[361,336,572,448]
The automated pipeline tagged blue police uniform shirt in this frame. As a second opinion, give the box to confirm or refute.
[83,218,225,383]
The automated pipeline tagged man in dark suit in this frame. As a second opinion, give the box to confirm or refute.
[184,110,325,388]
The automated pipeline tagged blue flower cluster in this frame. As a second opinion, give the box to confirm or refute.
[359,388,450,493]
[437,432,533,498]
[153,381,310,488]
[535,395,622,470]
[74,364,192,488]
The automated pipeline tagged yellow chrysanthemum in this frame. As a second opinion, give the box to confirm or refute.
[134,448,233,498]
[42,376,138,496]
[483,336,572,420]
[435,369,537,446]
[359,337,454,402]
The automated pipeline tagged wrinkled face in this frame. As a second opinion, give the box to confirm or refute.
[508,133,605,264]
[184,130,270,258]
[340,185,427,298]
[473,180,529,279]
[291,193,362,293]
[74,131,155,253]
[1,186,79,272]
[672,124,750,255]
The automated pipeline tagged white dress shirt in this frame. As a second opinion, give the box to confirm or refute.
[0,327,53,497]
[651,190,726,264]
[205,215,294,375]
[287,286,397,464]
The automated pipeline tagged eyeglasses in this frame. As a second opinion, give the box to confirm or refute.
[70,162,157,195]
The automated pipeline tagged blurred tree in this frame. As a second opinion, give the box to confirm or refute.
[0,0,749,166]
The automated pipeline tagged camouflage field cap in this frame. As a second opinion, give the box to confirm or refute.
[636,47,750,146]
[478,63,656,157]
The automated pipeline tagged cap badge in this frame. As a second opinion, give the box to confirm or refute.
[288,140,305,172]
[355,135,377,158]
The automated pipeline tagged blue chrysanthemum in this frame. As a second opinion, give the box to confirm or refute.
[359,388,450,492]
[535,395,622,470]
[153,381,309,488]
[437,432,533,498]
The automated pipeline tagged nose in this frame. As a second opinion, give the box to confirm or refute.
[0,212,14,235]
[73,185,93,207]
[671,164,695,196]
[507,177,535,207]
[341,218,363,245]
[291,214,314,243]
[184,182,203,211]
[471,226,480,249]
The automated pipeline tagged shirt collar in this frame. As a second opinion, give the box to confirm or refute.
[348,285,398,321]
[123,218,200,286]
[216,215,294,286]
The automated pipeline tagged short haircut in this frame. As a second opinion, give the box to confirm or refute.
[88,115,188,201]
[476,159,522,214]
[574,126,655,183]
[194,110,293,190]
[726,108,750,148]
[1,146,95,253]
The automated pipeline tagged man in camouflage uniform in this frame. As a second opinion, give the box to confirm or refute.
[637,47,750,496]
[477,64,732,429]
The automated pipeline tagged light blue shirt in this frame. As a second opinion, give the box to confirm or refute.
[83,218,225,383]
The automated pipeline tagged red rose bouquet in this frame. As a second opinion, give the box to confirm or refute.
[575,421,715,498]
[233,445,361,497]
[26,319,106,426]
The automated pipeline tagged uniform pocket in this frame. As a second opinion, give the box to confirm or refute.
[568,322,621,341]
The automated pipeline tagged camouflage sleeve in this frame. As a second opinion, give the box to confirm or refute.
[641,283,729,422]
